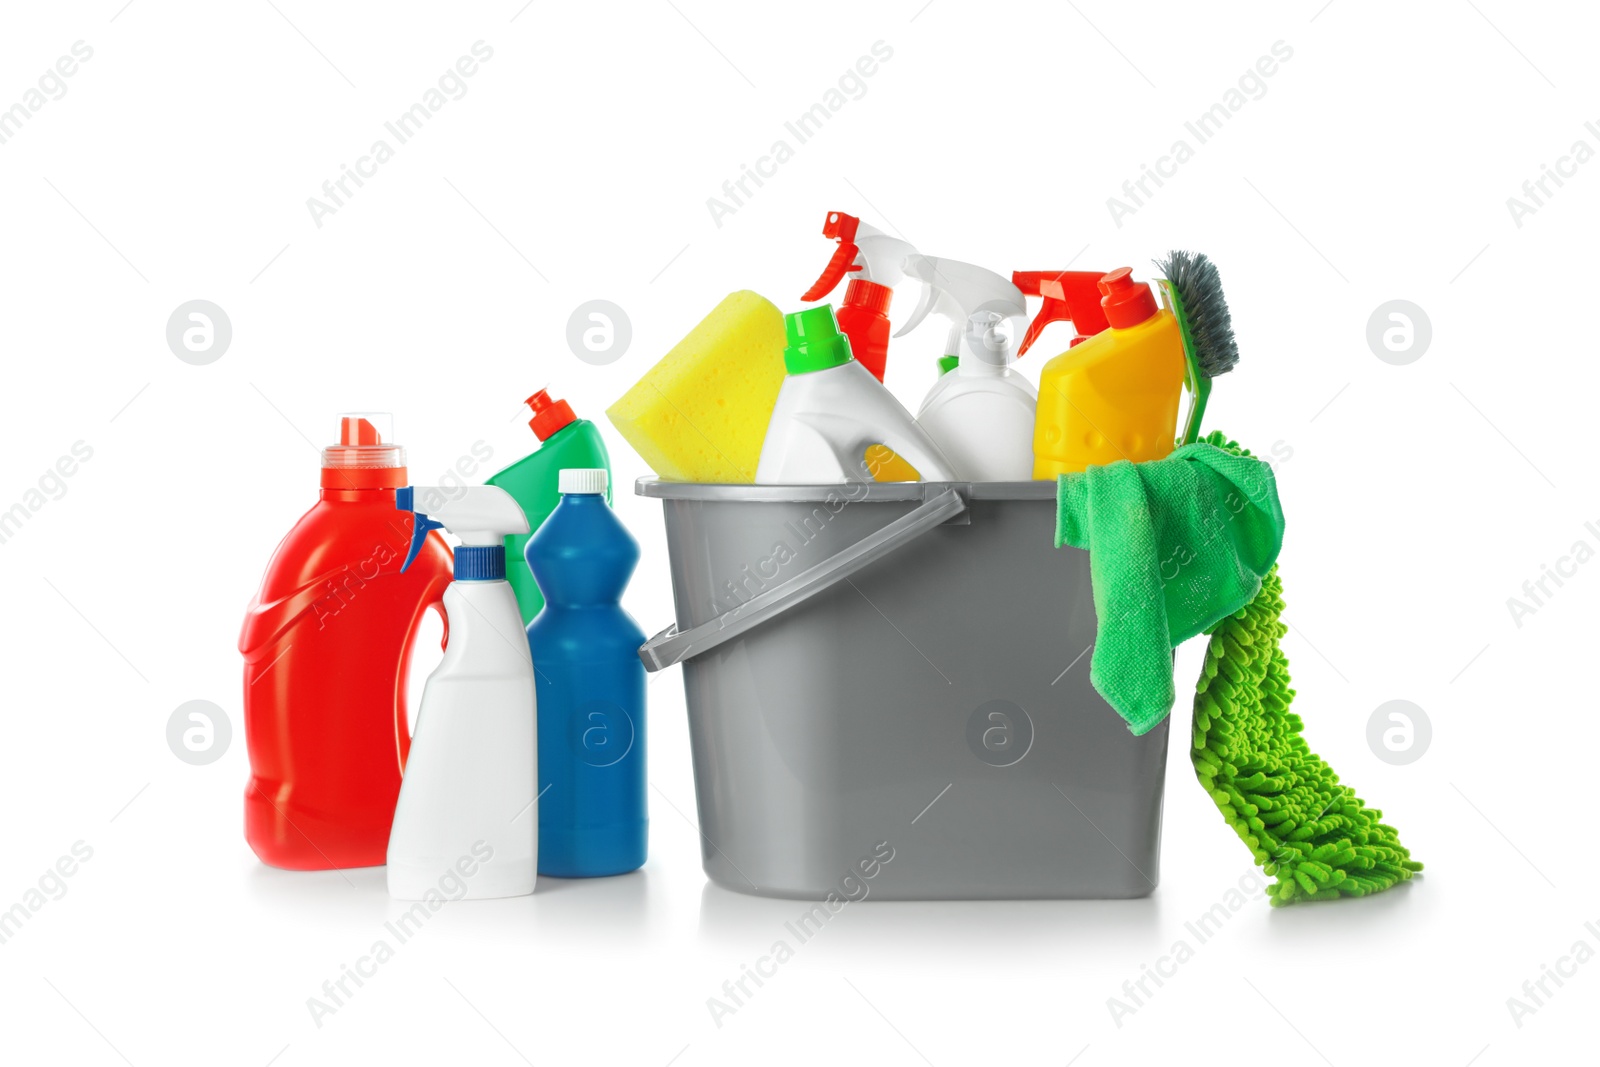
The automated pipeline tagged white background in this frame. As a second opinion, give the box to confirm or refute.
[1,1,1594,1063]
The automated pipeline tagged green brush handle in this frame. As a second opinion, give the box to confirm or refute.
[1161,278,1209,447]
[1182,376,1212,448]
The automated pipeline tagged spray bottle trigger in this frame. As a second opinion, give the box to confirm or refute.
[395,487,445,574]
[800,211,863,302]
[894,280,939,338]
[1016,309,1059,358]
[1013,270,1115,357]
[802,240,861,301]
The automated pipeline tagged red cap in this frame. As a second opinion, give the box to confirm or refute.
[1098,268,1159,329]
[321,413,406,489]
[844,277,892,316]
[527,389,577,441]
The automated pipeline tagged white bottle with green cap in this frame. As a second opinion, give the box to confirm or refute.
[756,304,956,484]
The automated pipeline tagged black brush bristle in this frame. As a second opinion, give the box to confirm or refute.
[1157,250,1238,379]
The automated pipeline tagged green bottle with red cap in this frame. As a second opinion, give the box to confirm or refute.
[486,389,612,624]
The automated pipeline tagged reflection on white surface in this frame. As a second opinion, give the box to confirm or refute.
[697,880,1169,959]
[244,859,657,944]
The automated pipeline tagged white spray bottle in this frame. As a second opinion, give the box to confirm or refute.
[756,304,956,484]
[386,484,537,900]
[896,255,1036,481]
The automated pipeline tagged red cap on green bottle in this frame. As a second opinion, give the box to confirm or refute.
[527,389,577,441]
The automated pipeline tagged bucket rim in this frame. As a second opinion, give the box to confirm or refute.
[634,477,1059,503]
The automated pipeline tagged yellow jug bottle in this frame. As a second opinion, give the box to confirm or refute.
[1032,268,1187,478]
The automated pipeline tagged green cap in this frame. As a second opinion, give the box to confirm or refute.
[783,305,854,374]
[937,354,959,376]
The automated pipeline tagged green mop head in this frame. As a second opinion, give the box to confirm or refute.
[1190,437,1423,906]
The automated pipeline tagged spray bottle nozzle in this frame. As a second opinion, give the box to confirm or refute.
[820,210,859,243]
[1012,271,1114,356]
[895,255,1026,369]
[396,486,445,574]
[800,210,917,302]
[395,485,530,579]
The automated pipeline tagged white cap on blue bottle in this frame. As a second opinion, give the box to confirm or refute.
[559,468,608,495]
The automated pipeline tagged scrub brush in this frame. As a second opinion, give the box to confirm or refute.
[1156,251,1238,446]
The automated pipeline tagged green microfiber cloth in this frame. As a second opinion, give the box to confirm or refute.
[1054,433,1285,735]
[1056,432,1421,905]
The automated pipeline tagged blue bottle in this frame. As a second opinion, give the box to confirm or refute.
[526,468,647,877]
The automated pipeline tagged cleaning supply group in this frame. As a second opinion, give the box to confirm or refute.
[609,211,1229,487]
[242,404,639,901]
[238,208,1231,902]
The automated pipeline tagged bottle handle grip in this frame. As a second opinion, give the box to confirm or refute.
[395,584,449,772]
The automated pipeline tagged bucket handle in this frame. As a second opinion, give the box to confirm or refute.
[638,487,968,672]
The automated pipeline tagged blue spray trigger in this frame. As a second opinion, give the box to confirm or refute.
[395,486,443,573]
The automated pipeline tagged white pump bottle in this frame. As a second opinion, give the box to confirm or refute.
[386,485,537,900]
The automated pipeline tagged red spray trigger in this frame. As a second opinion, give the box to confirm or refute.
[801,211,863,302]
[1012,270,1115,356]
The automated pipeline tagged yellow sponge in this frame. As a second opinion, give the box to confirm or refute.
[607,291,786,483]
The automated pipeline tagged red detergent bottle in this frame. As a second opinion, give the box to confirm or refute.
[240,414,453,870]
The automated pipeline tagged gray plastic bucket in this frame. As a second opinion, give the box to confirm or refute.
[638,478,1169,901]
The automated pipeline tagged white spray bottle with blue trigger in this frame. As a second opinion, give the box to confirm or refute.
[386,484,537,900]
[896,255,1036,481]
